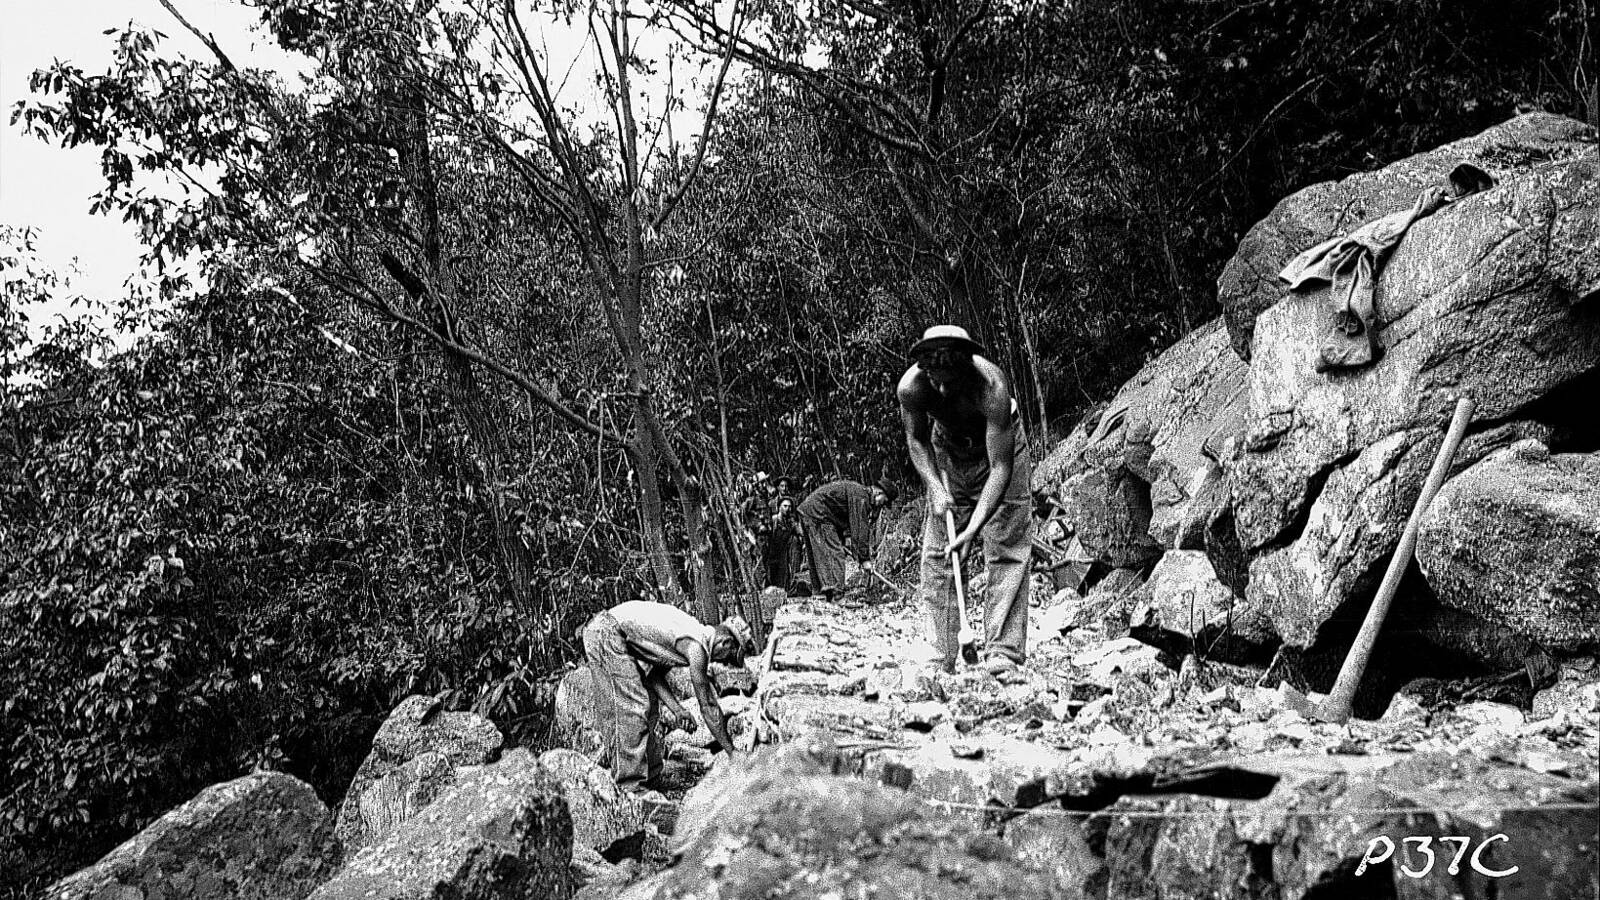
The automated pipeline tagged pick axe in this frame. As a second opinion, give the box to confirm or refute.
[1311,395,1476,723]
[940,472,981,665]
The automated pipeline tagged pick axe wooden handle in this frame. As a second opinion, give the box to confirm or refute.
[939,472,979,663]
[1318,395,1475,723]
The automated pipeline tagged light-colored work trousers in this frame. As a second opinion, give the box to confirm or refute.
[581,611,661,791]
[921,436,1033,669]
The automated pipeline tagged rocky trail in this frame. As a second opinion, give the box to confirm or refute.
[42,111,1600,900]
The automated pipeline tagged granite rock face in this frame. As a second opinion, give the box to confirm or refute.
[1045,318,1248,568]
[1218,111,1600,359]
[1230,116,1600,647]
[538,748,659,857]
[310,748,572,900]
[334,694,503,859]
[1418,440,1600,650]
[45,773,338,900]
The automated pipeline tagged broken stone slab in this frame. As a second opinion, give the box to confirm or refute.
[334,694,503,860]
[865,735,1077,812]
[1417,440,1600,651]
[311,748,573,900]
[1532,664,1600,721]
[1219,111,1600,359]
[1072,637,1169,688]
[762,694,900,743]
[1071,568,1146,636]
[45,772,338,900]
[657,733,1062,900]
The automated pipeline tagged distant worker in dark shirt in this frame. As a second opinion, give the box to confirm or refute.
[795,479,897,598]
[764,496,803,591]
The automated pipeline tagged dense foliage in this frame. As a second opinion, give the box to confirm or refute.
[3,0,1594,890]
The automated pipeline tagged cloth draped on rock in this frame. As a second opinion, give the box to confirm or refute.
[581,601,713,791]
[920,422,1033,670]
[1279,162,1494,372]
[797,480,876,595]
[1279,188,1448,371]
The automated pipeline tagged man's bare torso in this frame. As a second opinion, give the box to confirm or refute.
[899,354,1010,444]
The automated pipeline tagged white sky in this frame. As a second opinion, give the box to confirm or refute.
[0,1,308,307]
[1,0,730,335]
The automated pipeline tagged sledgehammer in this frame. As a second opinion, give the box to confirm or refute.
[1314,395,1475,724]
[940,472,981,666]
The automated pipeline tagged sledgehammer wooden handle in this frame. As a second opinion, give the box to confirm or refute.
[1318,395,1475,723]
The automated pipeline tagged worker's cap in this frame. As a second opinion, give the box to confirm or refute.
[754,470,770,482]
[721,615,758,660]
[909,324,983,359]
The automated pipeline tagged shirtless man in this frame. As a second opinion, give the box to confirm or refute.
[897,325,1033,674]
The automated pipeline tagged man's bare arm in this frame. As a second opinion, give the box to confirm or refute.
[898,367,952,514]
[644,668,688,725]
[948,361,1015,555]
[680,640,736,754]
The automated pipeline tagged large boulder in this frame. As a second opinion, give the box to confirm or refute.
[310,748,573,900]
[334,694,503,859]
[649,733,1064,900]
[1417,440,1600,650]
[555,667,604,759]
[1126,550,1276,662]
[1218,111,1599,359]
[1002,808,1105,900]
[1230,116,1600,647]
[538,748,658,856]
[1045,318,1248,567]
[46,773,337,900]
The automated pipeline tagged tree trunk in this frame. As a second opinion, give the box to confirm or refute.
[627,434,683,603]
[391,81,543,620]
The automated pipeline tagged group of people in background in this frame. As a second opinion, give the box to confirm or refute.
[584,323,1034,796]
[740,472,898,600]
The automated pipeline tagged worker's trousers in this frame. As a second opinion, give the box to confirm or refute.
[920,439,1033,669]
[798,516,849,595]
[581,611,661,792]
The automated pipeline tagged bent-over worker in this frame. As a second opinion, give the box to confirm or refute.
[796,479,896,598]
[898,324,1033,675]
[581,600,757,796]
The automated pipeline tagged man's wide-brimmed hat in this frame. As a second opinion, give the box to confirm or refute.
[722,615,758,660]
[909,324,984,359]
